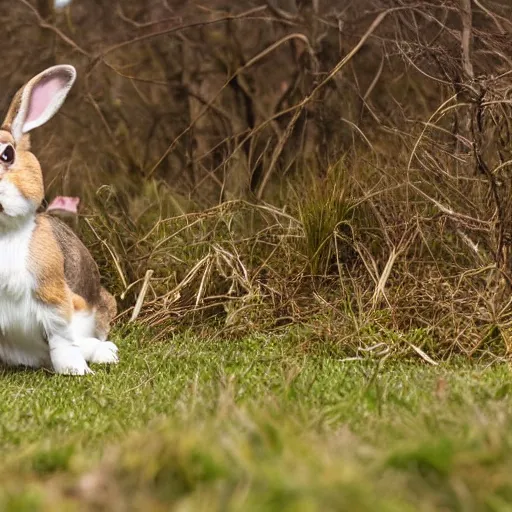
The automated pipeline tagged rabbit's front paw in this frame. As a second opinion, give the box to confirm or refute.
[90,341,119,364]
[51,347,92,375]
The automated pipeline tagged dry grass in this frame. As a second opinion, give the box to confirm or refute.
[2,0,512,358]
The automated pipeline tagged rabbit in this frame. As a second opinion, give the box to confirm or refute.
[0,64,118,375]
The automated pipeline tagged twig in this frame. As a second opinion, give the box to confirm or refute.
[130,270,154,322]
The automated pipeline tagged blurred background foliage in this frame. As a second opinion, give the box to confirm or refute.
[4,0,512,358]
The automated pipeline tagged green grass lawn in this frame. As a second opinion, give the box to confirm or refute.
[0,327,512,511]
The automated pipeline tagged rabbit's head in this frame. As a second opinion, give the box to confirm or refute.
[0,65,76,229]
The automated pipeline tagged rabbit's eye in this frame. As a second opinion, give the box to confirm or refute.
[0,145,15,165]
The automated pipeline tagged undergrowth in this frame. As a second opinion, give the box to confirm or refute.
[77,153,512,362]
[3,0,512,360]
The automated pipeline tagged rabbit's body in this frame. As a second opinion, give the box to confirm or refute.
[0,65,118,374]
[0,214,117,371]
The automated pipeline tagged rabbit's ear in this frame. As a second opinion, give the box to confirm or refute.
[3,65,76,143]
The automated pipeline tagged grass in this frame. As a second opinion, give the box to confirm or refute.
[0,327,510,510]
[3,2,511,509]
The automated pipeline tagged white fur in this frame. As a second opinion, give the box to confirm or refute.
[0,179,38,227]
[76,338,119,364]
[0,217,49,367]
[71,312,119,364]
[70,310,96,339]
[0,212,118,374]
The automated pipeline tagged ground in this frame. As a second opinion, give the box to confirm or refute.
[0,327,511,511]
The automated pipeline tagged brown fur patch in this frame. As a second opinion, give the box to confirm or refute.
[47,216,102,304]
[1,87,22,132]
[29,216,72,319]
[46,215,117,338]
[72,293,89,312]
[0,126,42,203]
[5,150,44,203]
[0,130,14,145]
[95,287,117,340]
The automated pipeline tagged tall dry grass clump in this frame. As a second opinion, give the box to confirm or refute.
[3,0,512,360]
